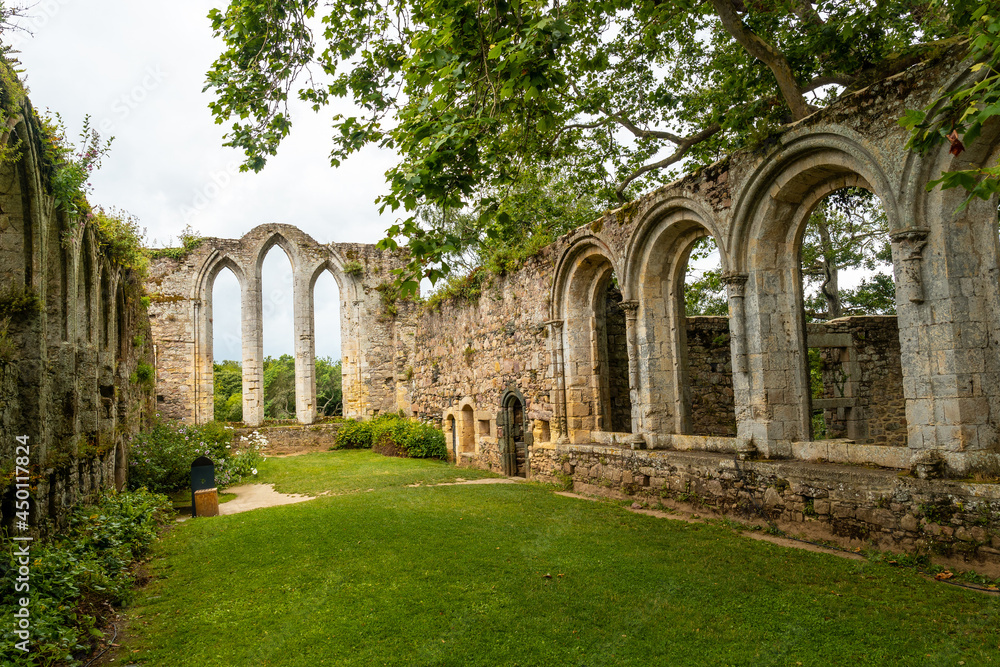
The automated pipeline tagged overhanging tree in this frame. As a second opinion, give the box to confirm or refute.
[205,0,988,290]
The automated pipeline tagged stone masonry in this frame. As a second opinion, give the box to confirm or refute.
[0,98,154,531]
[146,225,410,426]
[150,47,1000,561]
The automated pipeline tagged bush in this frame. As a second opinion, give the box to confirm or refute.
[335,418,374,449]
[0,489,172,665]
[335,414,447,459]
[401,421,447,459]
[128,421,267,492]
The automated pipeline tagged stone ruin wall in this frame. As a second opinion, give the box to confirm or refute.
[0,99,154,532]
[146,226,410,426]
[809,316,907,447]
[397,47,1000,564]
[685,316,736,437]
[144,46,1000,563]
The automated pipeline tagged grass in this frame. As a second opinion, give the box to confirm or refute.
[123,453,1000,666]
[255,450,500,496]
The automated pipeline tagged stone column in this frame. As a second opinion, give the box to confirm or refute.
[723,273,749,374]
[546,319,568,443]
[620,300,644,444]
[889,228,929,305]
[242,270,264,426]
[293,271,316,424]
[892,206,1000,472]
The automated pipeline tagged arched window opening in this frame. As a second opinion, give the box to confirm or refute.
[460,404,475,453]
[78,241,93,343]
[314,269,342,417]
[212,267,243,422]
[682,236,737,436]
[598,271,632,434]
[261,245,295,420]
[561,247,633,442]
[798,187,905,445]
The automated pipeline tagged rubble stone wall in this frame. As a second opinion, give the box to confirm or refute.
[0,99,153,532]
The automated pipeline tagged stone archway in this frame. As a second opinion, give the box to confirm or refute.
[149,224,407,426]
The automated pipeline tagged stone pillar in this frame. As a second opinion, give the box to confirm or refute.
[890,228,929,305]
[893,206,1000,472]
[724,272,754,448]
[293,271,316,424]
[242,271,264,426]
[547,319,568,443]
[620,300,644,442]
[723,273,749,374]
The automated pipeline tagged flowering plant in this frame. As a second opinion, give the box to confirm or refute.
[128,421,268,492]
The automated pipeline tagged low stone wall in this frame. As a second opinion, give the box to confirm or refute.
[530,443,1000,564]
[808,316,906,446]
[232,422,341,455]
[686,317,736,436]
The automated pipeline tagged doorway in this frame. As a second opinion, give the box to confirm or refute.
[499,389,530,478]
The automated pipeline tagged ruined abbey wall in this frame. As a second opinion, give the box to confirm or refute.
[0,99,153,531]
[146,47,1000,562]
[394,48,1000,562]
[146,227,411,425]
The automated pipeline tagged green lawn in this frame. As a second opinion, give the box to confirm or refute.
[126,452,1000,666]
[255,450,500,495]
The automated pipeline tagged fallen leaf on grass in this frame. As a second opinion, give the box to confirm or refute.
[935,570,954,581]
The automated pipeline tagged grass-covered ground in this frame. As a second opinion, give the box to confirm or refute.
[124,452,1000,666]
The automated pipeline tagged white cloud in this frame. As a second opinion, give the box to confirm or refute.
[13,1,396,360]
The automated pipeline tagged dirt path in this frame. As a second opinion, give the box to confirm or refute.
[218,484,316,515]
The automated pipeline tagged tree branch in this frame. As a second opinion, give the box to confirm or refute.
[601,107,685,143]
[614,123,721,201]
[710,0,812,121]
[802,74,855,95]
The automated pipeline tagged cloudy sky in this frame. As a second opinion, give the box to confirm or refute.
[11,0,400,361]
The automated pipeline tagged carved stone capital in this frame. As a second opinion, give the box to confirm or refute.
[889,227,930,261]
[619,300,639,318]
[544,319,564,331]
[722,272,749,299]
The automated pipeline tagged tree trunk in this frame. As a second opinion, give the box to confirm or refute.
[817,216,841,319]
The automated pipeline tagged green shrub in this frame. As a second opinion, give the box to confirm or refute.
[335,414,446,459]
[335,418,374,449]
[128,421,266,492]
[401,421,447,459]
[0,488,172,665]
[371,414,411,457]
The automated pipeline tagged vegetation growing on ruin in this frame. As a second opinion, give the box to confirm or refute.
[146,226,205,261]
[93,207,149,277]
[0,53,25,167]
[36,111,112,218]
[0,489,173,666]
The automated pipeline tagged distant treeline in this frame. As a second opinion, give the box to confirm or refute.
[214,355,342,421]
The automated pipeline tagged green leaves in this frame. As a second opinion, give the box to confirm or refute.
[204,0,979,286]
[901,0,1000,206]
